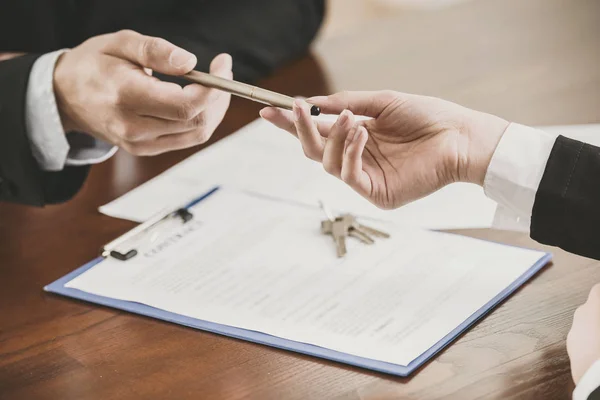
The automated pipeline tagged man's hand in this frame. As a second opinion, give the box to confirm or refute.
[260,91,508,210]
[54,30,232,156]
[568,284,600,385]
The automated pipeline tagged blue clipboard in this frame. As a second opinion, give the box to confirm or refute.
[44,188,553,377]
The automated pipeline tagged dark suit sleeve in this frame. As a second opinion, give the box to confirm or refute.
[0,55,89,206]
[589,386,600,400]
[531,135,600,260]
[129,0,325,83]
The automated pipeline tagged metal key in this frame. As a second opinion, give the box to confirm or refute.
[348,228,375,244]
[341,214,390,239]
[321,219,348,257]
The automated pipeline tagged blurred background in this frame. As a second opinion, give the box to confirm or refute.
[313,0,599,127]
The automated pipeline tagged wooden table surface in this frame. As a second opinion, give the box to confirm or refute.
[1,0,599,399]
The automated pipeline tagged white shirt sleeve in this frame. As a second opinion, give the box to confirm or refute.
[483,123,558,232]
[24,49,117,172]
[574,360,600,400]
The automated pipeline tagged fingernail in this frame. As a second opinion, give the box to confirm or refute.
[339,110,351,125]
[169,48,196,68]
[259,108,271,119]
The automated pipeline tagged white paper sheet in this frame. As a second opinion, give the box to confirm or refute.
[100,118,497,229]
[78,189,547,366]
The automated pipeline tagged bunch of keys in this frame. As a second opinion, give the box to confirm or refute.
[319,202,390,257]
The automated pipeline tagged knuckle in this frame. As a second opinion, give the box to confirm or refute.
[381,90,398,100]
[119,141,136,155]
[110,120,141,141]
[195,128,211,144]
[340,169,354,183]
[107,119,127,139]
[114,86,130,108]
[189,113,206,129]
[113,30,140,48]
[322,162,337,176]
[120,124,138,141]
[336,90,350,103]
[302,147,317,161]
[140,37,168,64]
[116,29,136,40]
[139,37,155,64]
[82,35,102,48]
[127,144,148,157]
[178,102,196,121]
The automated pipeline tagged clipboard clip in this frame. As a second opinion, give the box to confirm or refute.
[101,208,194,261]
[100,186,220,261]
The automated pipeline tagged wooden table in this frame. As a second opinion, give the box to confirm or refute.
[1,0,599,398]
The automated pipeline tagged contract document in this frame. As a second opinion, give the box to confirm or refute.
[64,189,550,371]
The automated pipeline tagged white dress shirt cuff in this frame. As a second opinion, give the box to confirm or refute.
[574,360,600,400]
[483,123,558,232]
[25,49,117,171]
[65,133,118,166]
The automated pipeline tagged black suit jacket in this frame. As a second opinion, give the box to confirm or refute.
[0,0,324,206]
[531,135,600,261]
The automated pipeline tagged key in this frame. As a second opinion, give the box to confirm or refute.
[340,214,374,244]
[332,221,348,257]
[320,219,334,234]
[341,214,391,239]
[348,228,374,244]
[321,218,348,257]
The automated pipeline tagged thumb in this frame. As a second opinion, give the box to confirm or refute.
[308,90,401,118]
[103,30,197,75]
[209,53,233,79]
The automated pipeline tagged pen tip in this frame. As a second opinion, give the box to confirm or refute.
[310,105,321,116]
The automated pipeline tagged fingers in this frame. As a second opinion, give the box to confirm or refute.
[103,30,197,75]
[259,106,333,138]
[262,101,372,197]
[322,110,354,178]
[121,129,209,156]
[117,92,229,150]
[109,114,208,143]
[308,90,402,118]
[293,99,325,161]
[260,107,295,132]
[341,126,372,196]
[121,53,233,122]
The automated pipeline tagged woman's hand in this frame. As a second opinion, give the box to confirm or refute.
[260,91,508,210]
